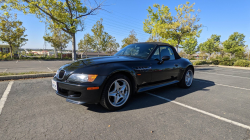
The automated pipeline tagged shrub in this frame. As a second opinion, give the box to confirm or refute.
[0,53,11,60]
[215,56,224,61]
[62,53,72,58]
[210,58,220,65]
[233,60,250,67]
[219,60,234,66]
[215,57,237,66]
[192,61,208,65]
[222,56,230,61]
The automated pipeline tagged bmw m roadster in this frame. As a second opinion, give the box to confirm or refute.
[52,42,194,110]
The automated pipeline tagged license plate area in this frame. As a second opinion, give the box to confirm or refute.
[52,80,57,91]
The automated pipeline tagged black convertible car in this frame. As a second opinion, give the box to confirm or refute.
[52,42,194,110]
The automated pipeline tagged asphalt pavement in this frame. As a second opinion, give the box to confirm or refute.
[0,66,250,140]
[0,81,9,98]
[0,60,71,73]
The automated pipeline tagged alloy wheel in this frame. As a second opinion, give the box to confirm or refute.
[108,79,130,107]
[185,70,193,87]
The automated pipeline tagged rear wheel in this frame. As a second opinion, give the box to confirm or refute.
[100,74,132,111]
[178,67,194,88]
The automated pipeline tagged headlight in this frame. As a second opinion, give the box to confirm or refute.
[67,74,98,83]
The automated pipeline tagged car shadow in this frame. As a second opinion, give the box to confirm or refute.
[195,68,215,71]
[84,78,215,113]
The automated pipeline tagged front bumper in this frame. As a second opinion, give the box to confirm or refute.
[53,76,107,104]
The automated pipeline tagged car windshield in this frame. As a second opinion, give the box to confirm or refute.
[114,44,155,59]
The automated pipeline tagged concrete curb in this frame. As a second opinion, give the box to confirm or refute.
[194,65,211,67]
[0,59,71,61]
[0,73,55,81]
[212,65,250,70]
[194,65,250,70]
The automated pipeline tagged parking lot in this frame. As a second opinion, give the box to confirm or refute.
[0,66,250,140]
[0,60,71,73]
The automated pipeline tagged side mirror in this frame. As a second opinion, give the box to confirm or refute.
[159,56,170,64]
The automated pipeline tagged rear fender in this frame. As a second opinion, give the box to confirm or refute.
[176,58,194,81]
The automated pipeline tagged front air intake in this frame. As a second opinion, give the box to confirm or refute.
[58,70,65,79]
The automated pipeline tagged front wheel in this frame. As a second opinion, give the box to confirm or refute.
[100,74,132,111]
[178,68,194,88]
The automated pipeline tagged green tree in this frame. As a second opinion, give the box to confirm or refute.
[178,50,187,58]
[91,18,108,56]
[78,33,94,58]
[91,18,102,55]
[105,34,119,55]
[199,34,221,59]
[146,34,161,42]
[16,32,28,58]
[218,44,225,58]
[121,30,138,48]
[0,13,27,59]
[246,47,250,60]
[143,1,202,52]
[2,0,105,61]
[182,36,198,58]
[163,39,178,47]
[223,32,246,59]
[43,28,71,59]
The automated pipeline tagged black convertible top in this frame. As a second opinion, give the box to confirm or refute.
[134,42,181,59]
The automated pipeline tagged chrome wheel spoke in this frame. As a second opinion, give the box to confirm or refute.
[120,84,126,93]
[114,94,123,104]
[113,95,119,104]
[118,94,124,100]
[114,81,121,91]
[109,91,117,97]
[109,87,116,93]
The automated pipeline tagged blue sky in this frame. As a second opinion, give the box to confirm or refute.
[3,0,250,51]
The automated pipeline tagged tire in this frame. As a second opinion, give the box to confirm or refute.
[100,74,132,111]
[178,67,194,88]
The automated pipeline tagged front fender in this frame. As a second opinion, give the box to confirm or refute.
[71,63,139,93]
[102,63,137,93]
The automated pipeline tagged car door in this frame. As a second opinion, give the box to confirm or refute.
[133,60,152,86]
[131,45,155,86]
[150,46,180,83]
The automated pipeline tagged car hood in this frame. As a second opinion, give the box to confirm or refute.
[60,56,144,71]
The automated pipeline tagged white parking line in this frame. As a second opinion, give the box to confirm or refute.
[196,71,250,80]
[47,67,53,72]
[194,79,250,91]
[39,61,41,63]
[3,69,7,73]
[147,92,250,130]
[16,60,18,63]
[0,81,14,115]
